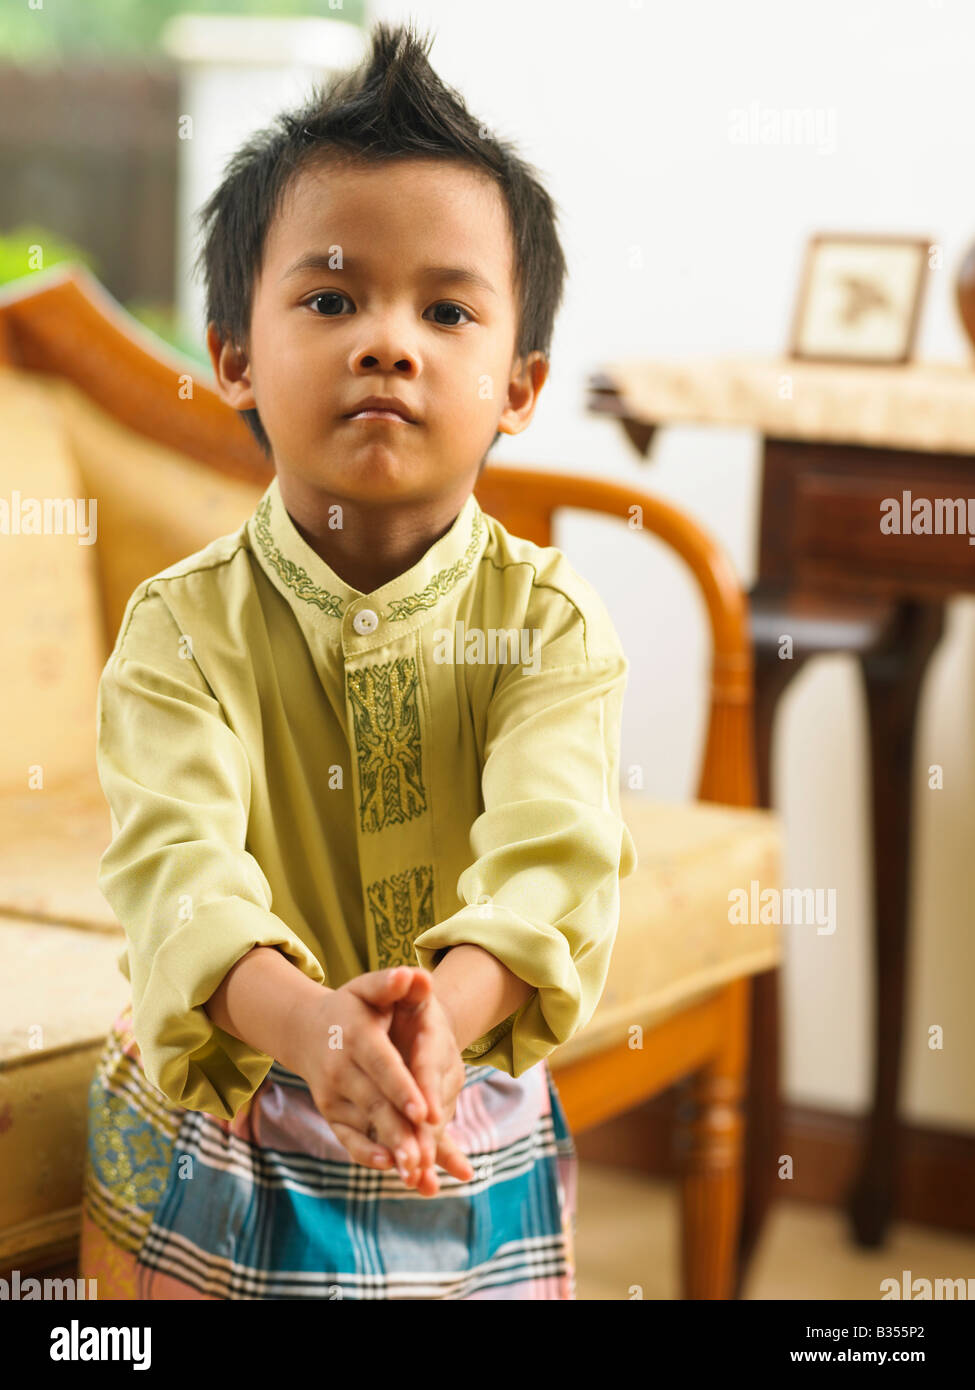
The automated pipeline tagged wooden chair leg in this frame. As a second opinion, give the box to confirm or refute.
[675,977,750,1299]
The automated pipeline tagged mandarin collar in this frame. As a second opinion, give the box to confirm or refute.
[247,474,487,632]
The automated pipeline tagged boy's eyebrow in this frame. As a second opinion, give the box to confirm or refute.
[279,252,497,296]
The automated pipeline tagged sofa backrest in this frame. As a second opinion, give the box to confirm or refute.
[46,371,265,646]
[0,368,106,792]
[0,365,264,793]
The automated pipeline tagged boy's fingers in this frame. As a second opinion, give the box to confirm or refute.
[396,969,433,1011]
[411,1118,437,1172]
[411,1136,474,1197]
[330,1090,423,1175]
[436,1131,475,1183]
[409,1035,443,1124]
[413,1167,441,1198]
[346,966,426,1010]
[406,1111,469,1183]
[355,1031,429,1123]
[330,1120,394,1172]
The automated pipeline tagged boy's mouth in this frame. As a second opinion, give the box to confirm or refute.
[342,395,418,424]
[345,410,411,424]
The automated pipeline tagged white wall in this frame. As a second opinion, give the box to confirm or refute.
[368,0,975,1130]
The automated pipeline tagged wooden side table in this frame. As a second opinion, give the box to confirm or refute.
[588,356,975,1289]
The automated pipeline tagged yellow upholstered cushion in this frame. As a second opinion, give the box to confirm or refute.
[0,369,105,792]
[0,915,130,1265]
[552,794,783,1067]
[0,774,115,929]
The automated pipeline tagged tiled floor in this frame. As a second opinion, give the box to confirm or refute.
[574,1162,975,1300]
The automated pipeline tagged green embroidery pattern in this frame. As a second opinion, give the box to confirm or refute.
[464,1013,517,1059]
[367,864,435,969]
[252,494,345,618]
[253,492,483,621]
[385,508,485,620]
[348,657,427,832]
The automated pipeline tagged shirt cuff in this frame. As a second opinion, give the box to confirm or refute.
[412,902,588,1077]
[130,898,326,1119]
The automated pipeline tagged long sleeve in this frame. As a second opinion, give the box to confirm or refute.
[412,606,638,1077]
[96,586,326,1120]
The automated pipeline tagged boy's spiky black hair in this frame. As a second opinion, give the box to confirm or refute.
[193,19,567,459]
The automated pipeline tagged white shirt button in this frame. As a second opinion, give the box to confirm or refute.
[352,608,379,635]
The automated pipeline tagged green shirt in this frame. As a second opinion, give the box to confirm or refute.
[96,476,638,1120]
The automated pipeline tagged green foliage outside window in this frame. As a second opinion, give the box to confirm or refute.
[0,226,97,287]
[0,0,364,61]
[0,3,365,361]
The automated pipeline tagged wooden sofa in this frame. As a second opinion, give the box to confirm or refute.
[0,265,783,1299]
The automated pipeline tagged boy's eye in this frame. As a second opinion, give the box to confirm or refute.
[305,291,350,316]
[303,292,471,326]
[424,301,472,326]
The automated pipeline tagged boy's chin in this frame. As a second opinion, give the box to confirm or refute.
[307,460,438,502]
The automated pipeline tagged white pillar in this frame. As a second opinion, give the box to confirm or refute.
[160,14,367,350]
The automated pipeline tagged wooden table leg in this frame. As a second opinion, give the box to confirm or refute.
[846,601,946,1246]
[735,646,802,1296]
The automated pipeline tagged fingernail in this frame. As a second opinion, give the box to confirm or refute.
[406,1102,424,1123]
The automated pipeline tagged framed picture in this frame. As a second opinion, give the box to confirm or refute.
[788,233,931,365]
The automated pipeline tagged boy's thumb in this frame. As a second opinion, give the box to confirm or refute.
[348,966,430,1007]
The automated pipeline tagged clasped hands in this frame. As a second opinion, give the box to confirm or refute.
[300,965,475,1198]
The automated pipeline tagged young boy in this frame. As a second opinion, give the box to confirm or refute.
[81,20,637,1300]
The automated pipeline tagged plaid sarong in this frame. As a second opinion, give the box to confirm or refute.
[80,1003,577,1300]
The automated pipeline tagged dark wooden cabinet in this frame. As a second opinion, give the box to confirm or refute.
[589,357,975,1286]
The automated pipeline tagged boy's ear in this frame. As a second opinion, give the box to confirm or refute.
[496,352,549,438]
[206,322,257,411]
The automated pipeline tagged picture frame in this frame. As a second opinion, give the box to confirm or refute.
[788,232,931,365]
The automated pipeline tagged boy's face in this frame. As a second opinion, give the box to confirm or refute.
[208,155,547,509]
